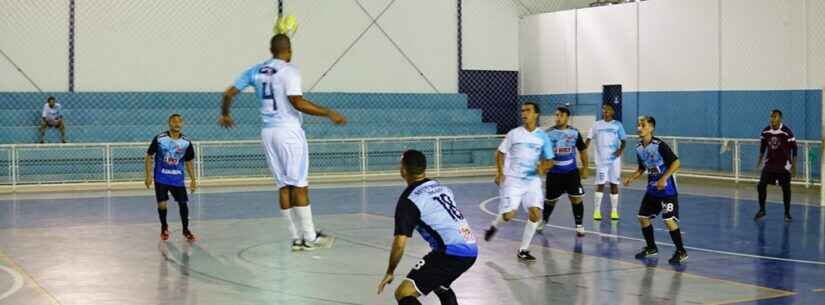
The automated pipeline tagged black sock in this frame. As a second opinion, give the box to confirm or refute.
[669,229,685,252]
[543,200,556,222]
[572,202,584,225]
[642,225,656,250]
[398,296,422,305]
[179,202,190,232]
[781,183,791,215]
[435,287,458,305]
[757,183,767,212]
[158,207,168,229]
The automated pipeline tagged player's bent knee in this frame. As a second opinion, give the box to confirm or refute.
[663,219,679,230]
[527,208,541,222]
[434,286,458,305]
[638,216,651,226]
[502,212,515,222]
[157,202,168,209]
[394,280,420,300]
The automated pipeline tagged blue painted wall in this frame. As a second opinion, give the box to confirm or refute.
[521,90,822,140]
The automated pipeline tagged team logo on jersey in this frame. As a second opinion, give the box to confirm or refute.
[164,152,179,166]
[769,136,781,150]
[556,147,572,155]
[459,223,475,242]
[258,67,277,75]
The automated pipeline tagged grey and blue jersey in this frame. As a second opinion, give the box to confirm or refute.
[394,179,478,257]
[636,137,678,197]
[546,126,586,174]
[147,132,195,187]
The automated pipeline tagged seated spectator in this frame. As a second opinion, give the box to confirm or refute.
[39,96,66,143]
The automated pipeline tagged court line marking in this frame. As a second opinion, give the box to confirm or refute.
[0,265,22,301]
[362,212,797,304]
[479,196,825,266]
[0,247,60,304]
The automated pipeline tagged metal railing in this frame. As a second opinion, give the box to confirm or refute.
[0,135,821,192]
[0,135,504,190]
[620,136,821,188]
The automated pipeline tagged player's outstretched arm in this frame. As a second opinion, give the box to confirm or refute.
[144,154,154,189]
[378,235,408,294]
[579,148,589,179]
[287,96,347,125]
[185,161,197,193]
[495,151,505,186]
[219,87,239,128]
[539,159,555,175]
[623,168,644,186]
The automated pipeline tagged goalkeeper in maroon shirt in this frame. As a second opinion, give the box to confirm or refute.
[754,109,798,222]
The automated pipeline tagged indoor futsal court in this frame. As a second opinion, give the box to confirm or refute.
[2,0,825,305]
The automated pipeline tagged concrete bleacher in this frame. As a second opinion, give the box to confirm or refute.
[0,92,500,184]
[0,92,496,143]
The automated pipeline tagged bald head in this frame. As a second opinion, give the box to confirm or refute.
[270,34,292,62]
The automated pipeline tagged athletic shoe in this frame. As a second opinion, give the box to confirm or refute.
[306,231,335,250]
[634,247,659,259]
[183,230,197,242]
[291,240,302,252]
[593,211,603,221]
[517,250,537,263]
[784,214,793,223]
[575,225,585,237]
[610,210,620,220]
[754,210,766,221]
[484,226,498,241]
[160,228,170,241]
[668,250,688,264]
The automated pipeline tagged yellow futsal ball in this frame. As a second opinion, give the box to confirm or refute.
[274,15,298,36]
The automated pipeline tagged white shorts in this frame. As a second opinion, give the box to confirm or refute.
[498,177,543,214]
[261,127,309,189]
[595,159,622,185]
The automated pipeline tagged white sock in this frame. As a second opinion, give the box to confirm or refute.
[610,194,619,212]
[520,220,539,251]
[280,208,300,240]
[594,192,604,213]
[491,214,506,228]
[294,206,317,242]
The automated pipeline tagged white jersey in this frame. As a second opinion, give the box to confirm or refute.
[587,120,626,165]
[233,59,303,129]
[498,126,554,179]
[41,103,62,120]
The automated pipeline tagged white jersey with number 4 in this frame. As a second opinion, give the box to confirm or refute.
[587,120,626,165]
[233,59,303,129]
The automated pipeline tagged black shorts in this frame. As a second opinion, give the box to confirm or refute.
[155,182,188,203]
[406,252,476,295]
[759,170,791,186]
[545,170,585,201]
[638,193,679,221]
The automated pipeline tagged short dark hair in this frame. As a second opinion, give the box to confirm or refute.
[556,106,571,116]
[639,115,656,128]
[523,102,540,114]
[401,150,427,176]
[771,109,782,117]
[270,34,291,54]
[47,96,56,102]
[602,102,615,110]
[168,113,182,122]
